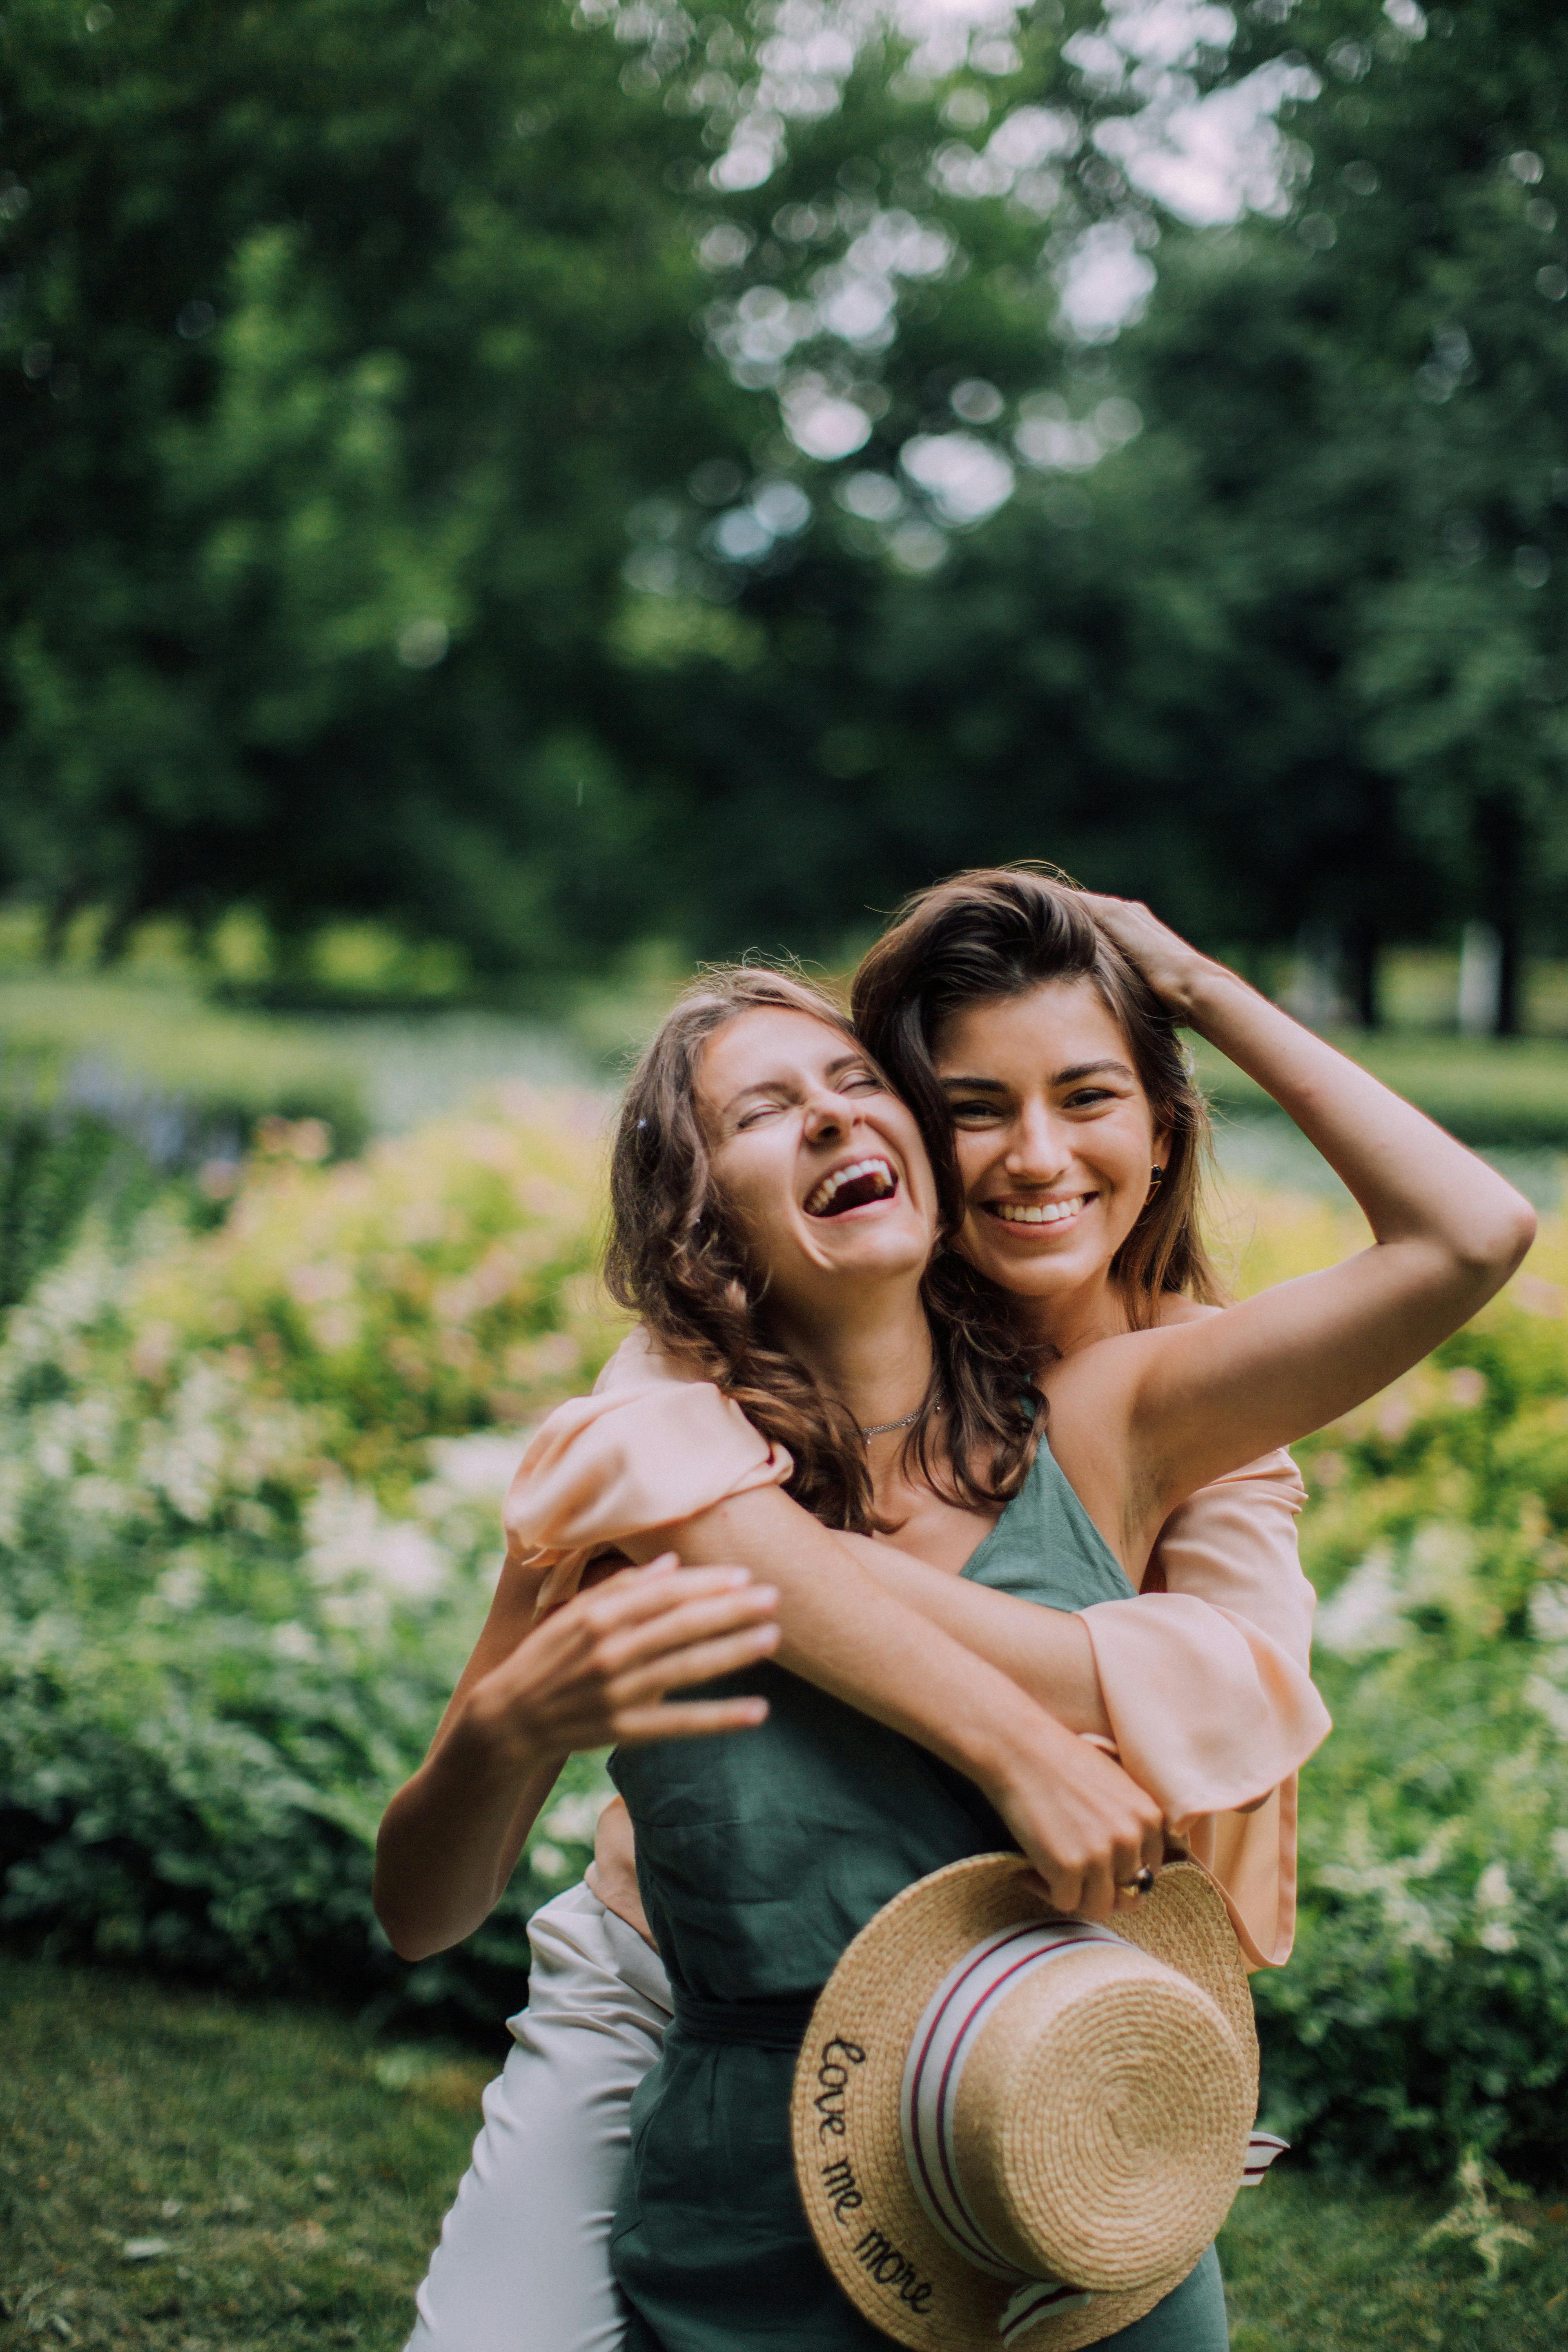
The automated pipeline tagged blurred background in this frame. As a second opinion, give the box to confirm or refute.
[7,4,1568,2348]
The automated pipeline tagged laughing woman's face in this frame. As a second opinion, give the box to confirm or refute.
[697,1007,938,1332]
[931,979,1168,1313]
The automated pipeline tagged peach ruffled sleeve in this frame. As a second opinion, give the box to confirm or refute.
[503,1336,792,1616]
[1079,1451,1330,1968]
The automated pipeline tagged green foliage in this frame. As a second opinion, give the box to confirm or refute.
[0,970,377,1302]
[0,1097,156,1312]
[0,973,370,1152]
[1262,1282,1568,2180]
[599,0,1568,996]
[1089,0,1568,1010]
[6,0,1568,996]
[0,0,753,970]
[0,1100,625,2027]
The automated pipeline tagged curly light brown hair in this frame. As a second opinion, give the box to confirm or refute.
[604,964,1041,1534]
[851,866,1224,1321]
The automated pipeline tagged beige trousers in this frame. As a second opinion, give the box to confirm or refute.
[406,1881,672,2352]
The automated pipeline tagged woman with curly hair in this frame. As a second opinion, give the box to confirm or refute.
[380,882,1531,2351]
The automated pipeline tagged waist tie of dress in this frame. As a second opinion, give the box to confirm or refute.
[670,1986,821,2052]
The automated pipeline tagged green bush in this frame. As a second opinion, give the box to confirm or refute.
[0,975,376,1309]
[0,1096,624,2028]
[0,1098,162,1312]
[1263,1277,1568,2181]
[9,1100,1568,2161]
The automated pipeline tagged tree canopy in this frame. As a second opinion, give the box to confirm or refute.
[4,0,1566,1012]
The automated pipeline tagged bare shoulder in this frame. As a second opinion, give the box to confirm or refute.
[1146,1295,1223,1330]
[1041,1309,1202,1457]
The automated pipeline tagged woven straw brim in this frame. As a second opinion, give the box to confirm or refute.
[791,1856,1256,2352]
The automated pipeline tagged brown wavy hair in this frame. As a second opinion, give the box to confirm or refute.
[604,964,1042,1534]
[851,866,1223,1320]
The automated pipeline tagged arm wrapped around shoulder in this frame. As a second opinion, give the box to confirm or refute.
[503,1378,794,1617]
[1082,1449,1331,1967]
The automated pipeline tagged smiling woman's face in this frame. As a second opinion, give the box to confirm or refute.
[932,978,1168,1312]
[697,1006,937,1325]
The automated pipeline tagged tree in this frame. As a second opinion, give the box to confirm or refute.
[618,0,1568,1017]
[3,0,1263,973]
[1122,0,1568,1028]
[0,0,754,971]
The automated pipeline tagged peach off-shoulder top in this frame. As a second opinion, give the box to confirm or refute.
[506,1336,1329,1969]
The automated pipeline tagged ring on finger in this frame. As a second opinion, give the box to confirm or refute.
[1115,1865,1156,1897]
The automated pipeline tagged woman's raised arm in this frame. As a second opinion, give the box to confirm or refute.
[1064,898,1536,1533]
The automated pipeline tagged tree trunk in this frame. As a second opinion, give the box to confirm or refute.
[1477,797,1526,1037]
[1495,913,1522,1037]
[1344,917,1381,1030]
[42,886,87,964]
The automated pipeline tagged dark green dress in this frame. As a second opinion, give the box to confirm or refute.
[608,1436,1230,2352]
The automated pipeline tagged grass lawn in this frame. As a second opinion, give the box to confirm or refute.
[1220,2172,1568,2352]
[10,959,1568,1152]
[4,1955,1568,2352]
[1194,1031,1568,1149]
[0,1952,494,2351]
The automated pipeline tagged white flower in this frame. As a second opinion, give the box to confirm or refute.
[1474,1862,1518,1953]
[1314,1549,1406,1657]
[304,1482,449,1599]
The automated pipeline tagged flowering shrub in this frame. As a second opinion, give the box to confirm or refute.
[1257,1211,1568,2179]
[9,1121,1568,2161]
[0,1091,627,2025]
[0,1098,160,1313]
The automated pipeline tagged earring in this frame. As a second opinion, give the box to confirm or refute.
[1149,1165,1165,1189]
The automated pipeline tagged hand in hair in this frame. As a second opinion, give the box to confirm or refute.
[1076,893,1215,1015]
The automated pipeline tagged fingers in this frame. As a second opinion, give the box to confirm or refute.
[574,1559,757,1637]
[1029,1858,1084,1917]
[1110,1810,1167,1913]
[604,1577,779,1650]
[611,1619,781,1706]
[615,1695,770,1744]
[594,1584,780,1682]
[1076,1858,1117,1923]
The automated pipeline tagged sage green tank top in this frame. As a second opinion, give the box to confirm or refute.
[608,1435,1140,2352]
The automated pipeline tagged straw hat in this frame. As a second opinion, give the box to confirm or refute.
[791,1854,1263,2352]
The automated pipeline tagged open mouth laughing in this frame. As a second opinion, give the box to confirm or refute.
[805,1156,899,1218]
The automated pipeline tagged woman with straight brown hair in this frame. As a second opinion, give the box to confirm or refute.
[844,865,1300,1939]
[851,862,1221,1328]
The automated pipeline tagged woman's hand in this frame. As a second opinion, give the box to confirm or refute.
[988,1715,1166,1921]
[1077,891,1221,1022]
[463,1555,779,1768]
[374,1556,778,1963]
